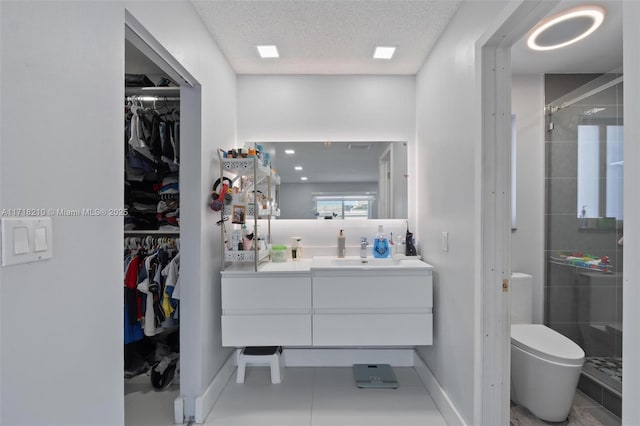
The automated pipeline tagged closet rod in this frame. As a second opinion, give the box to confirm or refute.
[126,96,180,102]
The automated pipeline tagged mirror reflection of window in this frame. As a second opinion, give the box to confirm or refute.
[313,194,375,220]
[577,124,623,220]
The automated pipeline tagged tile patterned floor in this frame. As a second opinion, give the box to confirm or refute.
[125,367,446,426]
[584,357,622,387]
[510,391,621,426]
[125,367,623,426]
[204,367,447,426]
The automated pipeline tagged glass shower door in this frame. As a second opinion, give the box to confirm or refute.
[545,71,623,406]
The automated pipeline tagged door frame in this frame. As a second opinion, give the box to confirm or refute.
[475,2,558,424]
[124,9,200,424]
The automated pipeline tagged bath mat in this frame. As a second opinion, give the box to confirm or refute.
[510,404,606,426]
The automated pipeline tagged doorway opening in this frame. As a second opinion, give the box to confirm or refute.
[123,10,199,425]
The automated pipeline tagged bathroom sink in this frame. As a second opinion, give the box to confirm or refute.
[330,258,400,266]
[311,256,429,271]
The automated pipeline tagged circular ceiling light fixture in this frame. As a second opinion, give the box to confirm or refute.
[526,5,605,51]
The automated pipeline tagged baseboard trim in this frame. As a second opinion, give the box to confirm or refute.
[413,351,467,426]
[173,396,184,425]
[283,347,415,367]
[194,351,236,424]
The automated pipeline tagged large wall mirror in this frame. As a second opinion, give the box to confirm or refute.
[259,141,408,220]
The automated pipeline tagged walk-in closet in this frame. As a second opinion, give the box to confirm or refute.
[123,37,181,421]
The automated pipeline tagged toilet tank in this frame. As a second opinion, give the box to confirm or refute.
[511,273,533,324]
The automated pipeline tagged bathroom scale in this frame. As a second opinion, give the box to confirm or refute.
[353,364,398,389]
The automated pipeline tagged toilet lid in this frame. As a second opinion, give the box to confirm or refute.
[511,324,585,365]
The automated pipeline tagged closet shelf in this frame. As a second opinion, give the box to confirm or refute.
[124,230,180,235]
[125,86,180,97]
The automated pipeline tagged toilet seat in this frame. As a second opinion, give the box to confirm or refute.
[511,324,584,366]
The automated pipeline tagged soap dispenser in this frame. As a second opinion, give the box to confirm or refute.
[337,230,346,258]
[373,225,390,258]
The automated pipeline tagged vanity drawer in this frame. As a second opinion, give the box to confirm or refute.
[222,276,312,313]
[312,274,432,310]
[313,313,433,346]
[222,314,312,347]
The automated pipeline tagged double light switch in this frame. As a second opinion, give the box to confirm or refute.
[1,217,53,266]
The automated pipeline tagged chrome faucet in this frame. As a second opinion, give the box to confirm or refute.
[360,237,369,258]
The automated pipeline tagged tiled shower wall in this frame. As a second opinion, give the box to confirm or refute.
[544,74,624,359]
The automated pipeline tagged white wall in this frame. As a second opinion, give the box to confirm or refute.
[237,74,417,227]
[269,219,408,258]
[511,74,545,324]
[414,1,509,423]
[237,75,415,142]
[1,3,124,425]
[0,2,236,424]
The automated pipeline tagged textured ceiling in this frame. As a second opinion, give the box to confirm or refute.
[190,0,462,74]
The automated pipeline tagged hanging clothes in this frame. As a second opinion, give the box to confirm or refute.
[124,97,180,231]
[123,238,180,341]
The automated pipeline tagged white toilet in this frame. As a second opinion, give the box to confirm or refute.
[510,273,585,422]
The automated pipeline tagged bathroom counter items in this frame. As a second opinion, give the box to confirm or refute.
[220,257,433,347]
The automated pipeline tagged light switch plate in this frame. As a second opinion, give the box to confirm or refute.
[441,231,449,252]
[1,217,53,266]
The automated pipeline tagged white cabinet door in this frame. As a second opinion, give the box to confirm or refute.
[222,314,312,346]
[221,274,312,346]
[222,275,311,314]
[313,313,433,346]
[311,271,433,346]
[312,273,432,311]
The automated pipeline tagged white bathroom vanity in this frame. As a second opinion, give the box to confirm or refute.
[221,256,433,347]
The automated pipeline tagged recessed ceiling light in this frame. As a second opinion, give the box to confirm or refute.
[526,5,605,51]
[300,176,308,181]
[284,149,295,155]
[373,46,396,59]
[294,166,303,171]
[257,45,279,58]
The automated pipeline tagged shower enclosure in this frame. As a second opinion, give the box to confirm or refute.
[544,71,623,417]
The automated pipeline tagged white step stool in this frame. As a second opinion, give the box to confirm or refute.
[236,346,284,384]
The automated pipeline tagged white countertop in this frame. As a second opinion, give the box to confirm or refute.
[221,259,312,275]
[310,255,432,271]
[221,256,432,275]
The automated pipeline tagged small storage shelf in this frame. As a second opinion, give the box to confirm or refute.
[224,248,270,263]
[219,149,280,271]
[549,256,613,273]
[222,204,280,219]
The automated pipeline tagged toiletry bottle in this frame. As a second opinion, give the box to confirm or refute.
[389,232,395,256]
[338,230,346,258]
[291,237,302,260]
[397,235,406,256]
[405,222,417,256]
[373,225,390,258]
